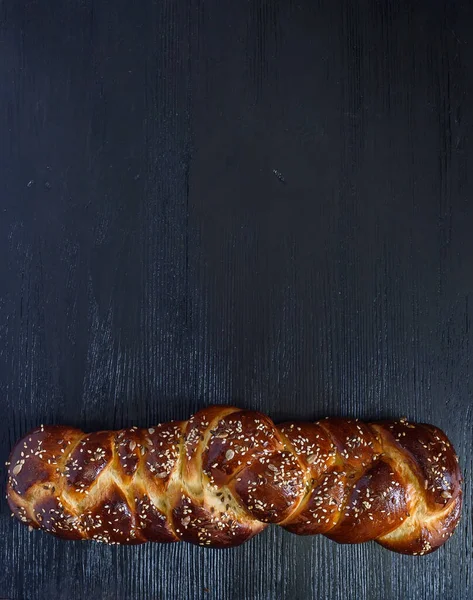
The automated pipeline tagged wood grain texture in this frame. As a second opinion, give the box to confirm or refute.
[0,0,472,598]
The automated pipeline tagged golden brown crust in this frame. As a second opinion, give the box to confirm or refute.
[6,407,463,554]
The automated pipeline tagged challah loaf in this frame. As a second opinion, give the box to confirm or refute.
[6,406,462,554]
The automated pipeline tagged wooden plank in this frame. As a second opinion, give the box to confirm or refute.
[0,0,471,598]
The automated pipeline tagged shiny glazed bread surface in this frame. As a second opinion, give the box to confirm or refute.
[6,406,462,554]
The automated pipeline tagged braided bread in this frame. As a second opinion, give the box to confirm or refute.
[6,406,462,554]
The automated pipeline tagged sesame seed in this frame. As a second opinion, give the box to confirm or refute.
[12,462,23,476]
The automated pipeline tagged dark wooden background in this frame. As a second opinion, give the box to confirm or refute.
[0,0,472,598]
